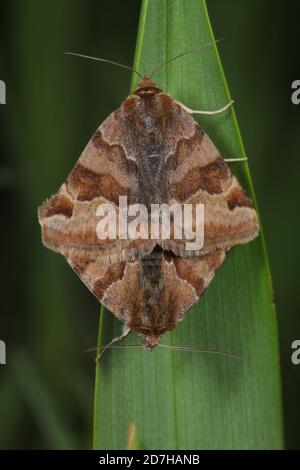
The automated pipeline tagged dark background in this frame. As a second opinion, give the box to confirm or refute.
[0,0,299,449]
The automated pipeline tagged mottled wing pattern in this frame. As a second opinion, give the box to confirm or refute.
[161,98,259,256]
[66,247,226,334]
[38,106,156,262]
[65,250,128,321]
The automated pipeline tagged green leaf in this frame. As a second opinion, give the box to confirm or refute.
[93,0,283,449]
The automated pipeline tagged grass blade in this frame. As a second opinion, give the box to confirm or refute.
[93,0,283,449]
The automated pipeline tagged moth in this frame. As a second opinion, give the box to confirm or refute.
[38,53,259,352]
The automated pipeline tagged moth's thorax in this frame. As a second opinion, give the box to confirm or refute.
[129,84,171,135]
[126,248,178,347]
[122,77,172,205]
[131,76,171,130]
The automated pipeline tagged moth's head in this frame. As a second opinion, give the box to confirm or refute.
[137,321,177,351]
[134,76,161,96]
[141,334,161,352]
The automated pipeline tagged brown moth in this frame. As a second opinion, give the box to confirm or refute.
[38,75,259,351]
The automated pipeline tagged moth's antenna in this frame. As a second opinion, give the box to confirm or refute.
[150,39,223,79]
[84,344,144,354]
[85,343,248,361]
[100,345,144,351]
[63,52,143,79]
[157,343,248,360]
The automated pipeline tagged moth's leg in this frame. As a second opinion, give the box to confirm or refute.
[95,325,131,361]
[224,157,248,162]
[178,100,234,115]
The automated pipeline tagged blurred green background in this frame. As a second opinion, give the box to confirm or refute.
[0,0,299,449]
